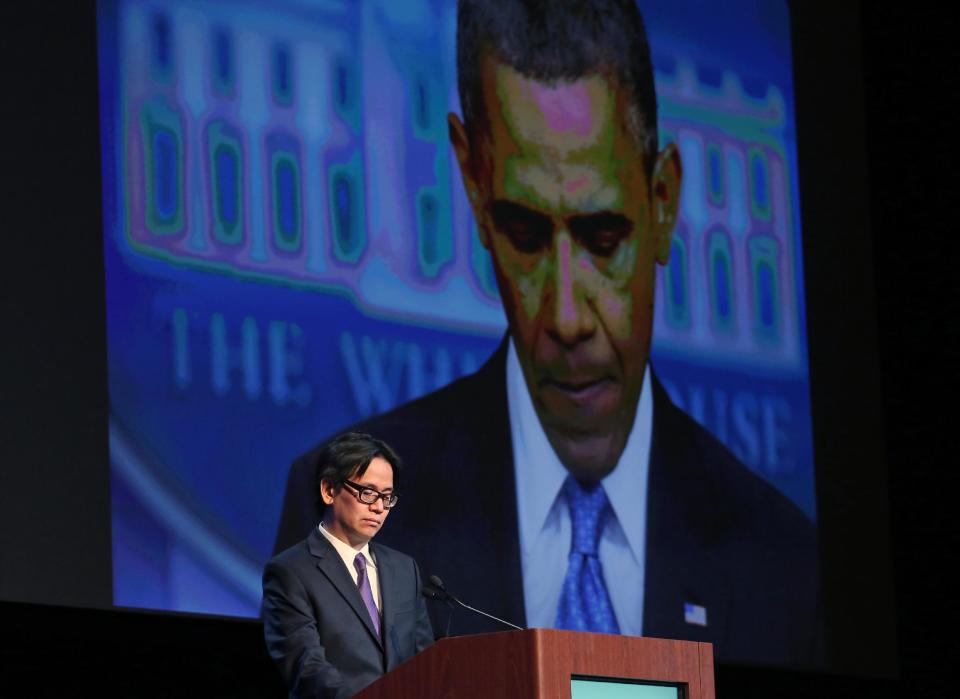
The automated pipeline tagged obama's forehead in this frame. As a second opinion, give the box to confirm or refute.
[494,62,614,155]
[475,55,648,215]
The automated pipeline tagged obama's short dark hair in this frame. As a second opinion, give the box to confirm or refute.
[456,0,659,168]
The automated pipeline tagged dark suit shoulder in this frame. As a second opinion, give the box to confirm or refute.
[269,530,418,576]
[653,377,816,548]
[268,536,311,566]
[295,341,507,478]
[275,350,503,556]
[299,378,465,467]
[370,541,417,569]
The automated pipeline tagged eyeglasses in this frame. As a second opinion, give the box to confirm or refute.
[343,480,399,509]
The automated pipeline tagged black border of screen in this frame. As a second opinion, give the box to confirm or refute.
[0,0,899,680]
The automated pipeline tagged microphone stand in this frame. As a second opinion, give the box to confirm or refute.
[422,575,523,634]
[444,592,523,632]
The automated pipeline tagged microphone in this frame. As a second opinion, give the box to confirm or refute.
[423,574,523,632]
[421,578,456,638]
[420,585,448,602]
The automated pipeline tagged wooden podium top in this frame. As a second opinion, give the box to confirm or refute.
[355,629,714,699]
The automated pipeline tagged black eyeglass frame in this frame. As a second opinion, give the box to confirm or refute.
[342,479,399,508]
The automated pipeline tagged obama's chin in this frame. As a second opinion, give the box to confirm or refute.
[543,427,628,485]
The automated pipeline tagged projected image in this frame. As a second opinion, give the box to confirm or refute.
[99,0,818,666]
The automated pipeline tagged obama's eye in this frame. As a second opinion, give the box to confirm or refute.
[489,201,553,253]
[569,212,633,257]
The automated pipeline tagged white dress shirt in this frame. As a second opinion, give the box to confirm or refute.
[507,339,653,636]
[318,522,381,611]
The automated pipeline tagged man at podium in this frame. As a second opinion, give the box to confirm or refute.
[275,0,820,668]
[262,433,434,698]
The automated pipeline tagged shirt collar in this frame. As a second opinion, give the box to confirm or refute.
[318,521,376,568]
[507,339,653,565]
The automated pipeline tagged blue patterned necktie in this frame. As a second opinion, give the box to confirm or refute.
[354,552,381,638]
[555,476,621,633]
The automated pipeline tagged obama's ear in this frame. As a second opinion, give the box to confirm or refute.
[448,112,491,249]
[650,142,683,265]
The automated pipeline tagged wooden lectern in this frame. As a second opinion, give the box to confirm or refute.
[355,629,714,699]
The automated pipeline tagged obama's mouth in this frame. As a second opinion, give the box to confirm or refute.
[538,375,621,421]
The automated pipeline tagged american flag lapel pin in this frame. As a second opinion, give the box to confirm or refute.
[684,602,708,627]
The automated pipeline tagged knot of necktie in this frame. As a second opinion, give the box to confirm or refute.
[555,474,620,633]
[562,475,611,558]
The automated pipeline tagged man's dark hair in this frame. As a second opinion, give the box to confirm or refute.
[316,432,402,495]
[457,0,659,166]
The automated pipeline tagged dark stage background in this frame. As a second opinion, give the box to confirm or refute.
[1,1,957,697]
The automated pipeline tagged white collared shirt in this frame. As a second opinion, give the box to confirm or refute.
[507,339,652,635]
[318,522,382,610]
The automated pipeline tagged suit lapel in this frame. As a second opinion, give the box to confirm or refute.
[372,543,398,667]
[405,339,527,634]
[474,351,527,629]
[643,374,730,643]
[451,340,527,630]
[336,338,525,638]
[308,528,384,650]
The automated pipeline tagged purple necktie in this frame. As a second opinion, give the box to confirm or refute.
[354,552,381,638]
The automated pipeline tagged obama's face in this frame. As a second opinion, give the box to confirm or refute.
[451,56,681,483]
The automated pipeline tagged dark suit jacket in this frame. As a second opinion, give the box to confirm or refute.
[274,342,821,668]
[262,528,434,699]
